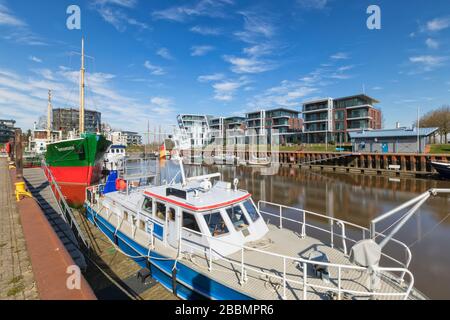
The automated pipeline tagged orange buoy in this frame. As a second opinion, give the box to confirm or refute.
[115,179,127,191]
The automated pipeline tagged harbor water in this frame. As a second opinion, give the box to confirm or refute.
[157,160,450,299]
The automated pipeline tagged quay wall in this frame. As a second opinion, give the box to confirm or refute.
[179,150,450,176]
[9,169,96,300]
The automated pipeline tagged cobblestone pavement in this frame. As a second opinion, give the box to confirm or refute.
[0,158,39,300]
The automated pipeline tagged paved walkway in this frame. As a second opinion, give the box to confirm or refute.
[0,158,39,300]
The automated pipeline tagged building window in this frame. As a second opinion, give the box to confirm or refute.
[183,211,201,233]
[204,212,229,237]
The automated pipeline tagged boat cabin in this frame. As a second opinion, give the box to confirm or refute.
[99,174,269,257]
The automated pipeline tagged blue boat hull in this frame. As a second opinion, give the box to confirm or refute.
[85,205,253,300]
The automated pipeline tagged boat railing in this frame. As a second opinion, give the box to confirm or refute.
[179,226,414,300]
[257,200,412,277]
[42,161,91,251]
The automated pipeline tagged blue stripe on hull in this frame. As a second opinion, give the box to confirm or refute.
[85,206,253,300]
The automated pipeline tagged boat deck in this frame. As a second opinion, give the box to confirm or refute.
[94,199,427,300]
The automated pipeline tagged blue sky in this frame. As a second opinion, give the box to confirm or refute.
[0,0,449,134]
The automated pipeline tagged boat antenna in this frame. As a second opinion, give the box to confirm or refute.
[47,89,52,143]
[79,37,85,135]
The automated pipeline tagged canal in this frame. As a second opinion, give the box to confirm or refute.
[159,160,450,299]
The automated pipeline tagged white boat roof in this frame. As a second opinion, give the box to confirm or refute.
[143,181,251,212]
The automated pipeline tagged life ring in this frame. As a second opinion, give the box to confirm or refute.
[115,179,126,191]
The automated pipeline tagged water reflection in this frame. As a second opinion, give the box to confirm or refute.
[160,160,450,299]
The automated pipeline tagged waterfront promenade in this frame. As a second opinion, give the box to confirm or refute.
[0,158,39,300]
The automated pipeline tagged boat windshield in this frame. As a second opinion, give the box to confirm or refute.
[226,205,249,231]
[204,212,229,237]
[243,200,260,222]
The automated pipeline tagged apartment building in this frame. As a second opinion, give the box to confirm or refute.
[108,131,142,146]
[0,119,16,144]
[303,94,382,143]
[52,108,101,136]
[209,116,246,142]
[246,108,303,144]
[176,114,212,148]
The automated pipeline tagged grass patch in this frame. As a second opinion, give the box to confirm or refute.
[9,275,23,285]
[430,144,450,154]
[7,283,25,297]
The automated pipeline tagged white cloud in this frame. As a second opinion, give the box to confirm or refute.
[297,0,328,10]
[223,55,274,74]
[29,56,42,63]
[330,52,349,60]
[197,73,225,82]
[144,61,166,76]
[0,4,26,26]
[211,77,249,101]
[425,38,439,49]
[32,69,55,81]
[0,64,175,133]
[91,0,149,32]
[409,55,447,71]
[234,11,275,44]
[152,0,233,22]
[157,48,174,60]
[0,4,46,45]
[191,45,215,56]
[426,17,450,32]
[190,25,221,36]
[150,97,175,115]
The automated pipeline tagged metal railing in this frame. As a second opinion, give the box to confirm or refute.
[258,201,412,276]
[179,226,414,300]
[84,184,415,300]
[42,161,91,251]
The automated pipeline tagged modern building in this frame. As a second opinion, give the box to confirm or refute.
[52,108,101,136]
[0,119,16,144]
[246,108,303,144]
[209,116,246,142]
[303,94,382,144]
[176,114,212,148]
[349,127,438,154]
[108,131,142,147]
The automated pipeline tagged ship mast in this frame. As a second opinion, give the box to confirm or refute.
[47,90,52,142]
[79,38,85,135]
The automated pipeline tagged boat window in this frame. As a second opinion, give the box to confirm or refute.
[142,197,153,214]
[139,220,145,231]
[204,212,229,237]
[156,202,166,221]
[169,208,176,221]
[226,205,249,231]
[182,211,200,233]
[243,200,260,222]
[123,211,129,221]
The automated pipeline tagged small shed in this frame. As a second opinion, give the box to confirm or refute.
[349,127,438,153]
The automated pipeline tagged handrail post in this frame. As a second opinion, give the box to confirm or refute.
[301,210,306,238]
[330,220,334,248]
[279,206,283,229]
[338,267,342,300]
[303,262,308,300]
[240,247,245,286]
[282,257,287,300]
[209,247,213,272]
